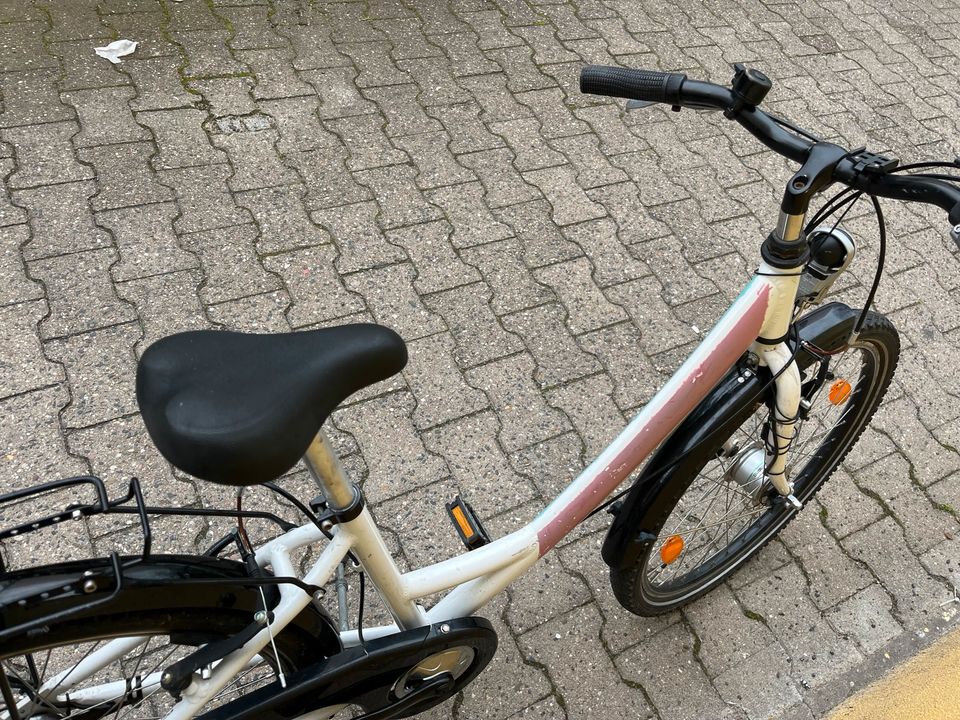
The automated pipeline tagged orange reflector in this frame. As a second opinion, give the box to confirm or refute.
[828,379,852,405]
[451,505,476,540]
[660,535,684,565]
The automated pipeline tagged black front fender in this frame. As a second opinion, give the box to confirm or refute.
[601,302,859,570]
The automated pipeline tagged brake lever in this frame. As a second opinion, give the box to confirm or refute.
[950,223,960,250]
[625,99,656,111]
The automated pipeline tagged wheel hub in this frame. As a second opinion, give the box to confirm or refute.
[723,441,768,505]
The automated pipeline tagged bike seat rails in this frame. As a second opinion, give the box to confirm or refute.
[3,60,960,720]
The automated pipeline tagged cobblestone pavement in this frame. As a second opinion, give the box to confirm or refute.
[2,0,960,718]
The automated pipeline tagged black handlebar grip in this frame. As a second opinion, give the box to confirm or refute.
[580,65,687,105]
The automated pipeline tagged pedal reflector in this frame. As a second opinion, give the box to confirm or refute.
[446,496,490,551]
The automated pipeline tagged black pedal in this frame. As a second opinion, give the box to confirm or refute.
[445,496,490,551]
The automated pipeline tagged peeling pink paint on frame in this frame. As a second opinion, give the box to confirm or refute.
[536,282,772,555]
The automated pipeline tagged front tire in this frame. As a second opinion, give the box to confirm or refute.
[610,311,899,616]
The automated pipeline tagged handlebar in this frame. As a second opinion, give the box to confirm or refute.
[579,65,960,227]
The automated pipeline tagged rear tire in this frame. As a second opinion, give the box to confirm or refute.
[0,555,338,718]
[610,311,899,615]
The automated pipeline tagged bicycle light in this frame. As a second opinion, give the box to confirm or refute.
[797,226,856,306]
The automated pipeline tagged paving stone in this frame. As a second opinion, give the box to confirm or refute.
[175,29,249,78]
[14,180,111,260]
[98,202,197,281]
[617,621,738,720]
[523,165,607,227]
[187,76,257,117]
[887,484,959,555]
[139,109,226,170]
[489,118,567,173]
[0,300,63,398]
[334,390,447,501]
[63,87,150,148]
[324,114,408,172]
[423,282,523,367]
[458,603,556,720]
[588,181,671,245]
[3,122,92,188]
[236,47,314,101]
[579,321,662,412]
[180,223,279,304]
[68,414,188,508]
[458,149,541,209]
[713,643,801,720]
[30,249,136,339]
[362,83,441,136]
[313,203,401,276]
[506,549,592,633]
[0,21,54,72]
[519,603,653,720]
[391,131,476,189]
[546,374,624,460]
[736,563,863,689]
[210,129,298,191]
[235,185,331,254]
[826,583,903,656]
[424,182,513,250]
[465,353,570,453]
[502,303,601,388]
[842,516,948,626]
[126,56,198,111]
[0,225,42,305]
[291,146,374,211]
[386,220,479,294]
[45,322,141,429]
[344,262,444,341]
[424,411,537,516]
[605,276,696,355]
[534,257,625,334]
[78,142,175,212]
[352,165,443,229]
[262,243,364,327]
[206,290,292,332]
[561,217,648,288]
[402,332,488,429]
[817,467,885,539]
[779,508,874,611]
[159,164,252,234]
[460,238,553,315]
[424,101,503,154]
[458,73,535,124]
[115,270,207,350]
[574,104,650,156]
[0,385,86,493]
[493,200,582,269]
[0,68,74,128]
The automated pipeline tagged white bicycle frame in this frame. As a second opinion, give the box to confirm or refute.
[10,247,811,720]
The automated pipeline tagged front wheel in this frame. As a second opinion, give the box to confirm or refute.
[610,311,899,616]
[0,555,339,719]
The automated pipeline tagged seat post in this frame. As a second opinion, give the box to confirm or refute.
[303,430,356,510]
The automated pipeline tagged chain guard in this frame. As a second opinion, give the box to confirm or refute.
[198,617,498,720]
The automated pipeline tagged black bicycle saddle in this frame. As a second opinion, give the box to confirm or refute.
[136,324,407,486]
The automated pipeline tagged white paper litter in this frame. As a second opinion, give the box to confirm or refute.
[94,39,138,64]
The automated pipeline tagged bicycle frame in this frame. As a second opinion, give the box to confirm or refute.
[144,256,806,720]
[10,256,805,720]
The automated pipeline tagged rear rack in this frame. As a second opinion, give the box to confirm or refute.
[0,475,322,644]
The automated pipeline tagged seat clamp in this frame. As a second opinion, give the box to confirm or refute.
[310,484,365,526]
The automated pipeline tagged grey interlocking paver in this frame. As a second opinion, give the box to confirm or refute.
[79,142,175,211]
[261,244,363,328]
[15,180,110,260]
[3,2,960,717]
[97,202,197,281]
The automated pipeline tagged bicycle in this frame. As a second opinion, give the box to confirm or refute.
[2,63,960,720]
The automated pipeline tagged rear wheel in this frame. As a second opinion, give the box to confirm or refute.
[611,311,899,615]
[0,555,338,719]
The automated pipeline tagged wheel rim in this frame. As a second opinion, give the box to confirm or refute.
[1,634,292,719]
[639,338,882,604]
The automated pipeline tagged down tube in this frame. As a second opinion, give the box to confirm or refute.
[533,276,772,554]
